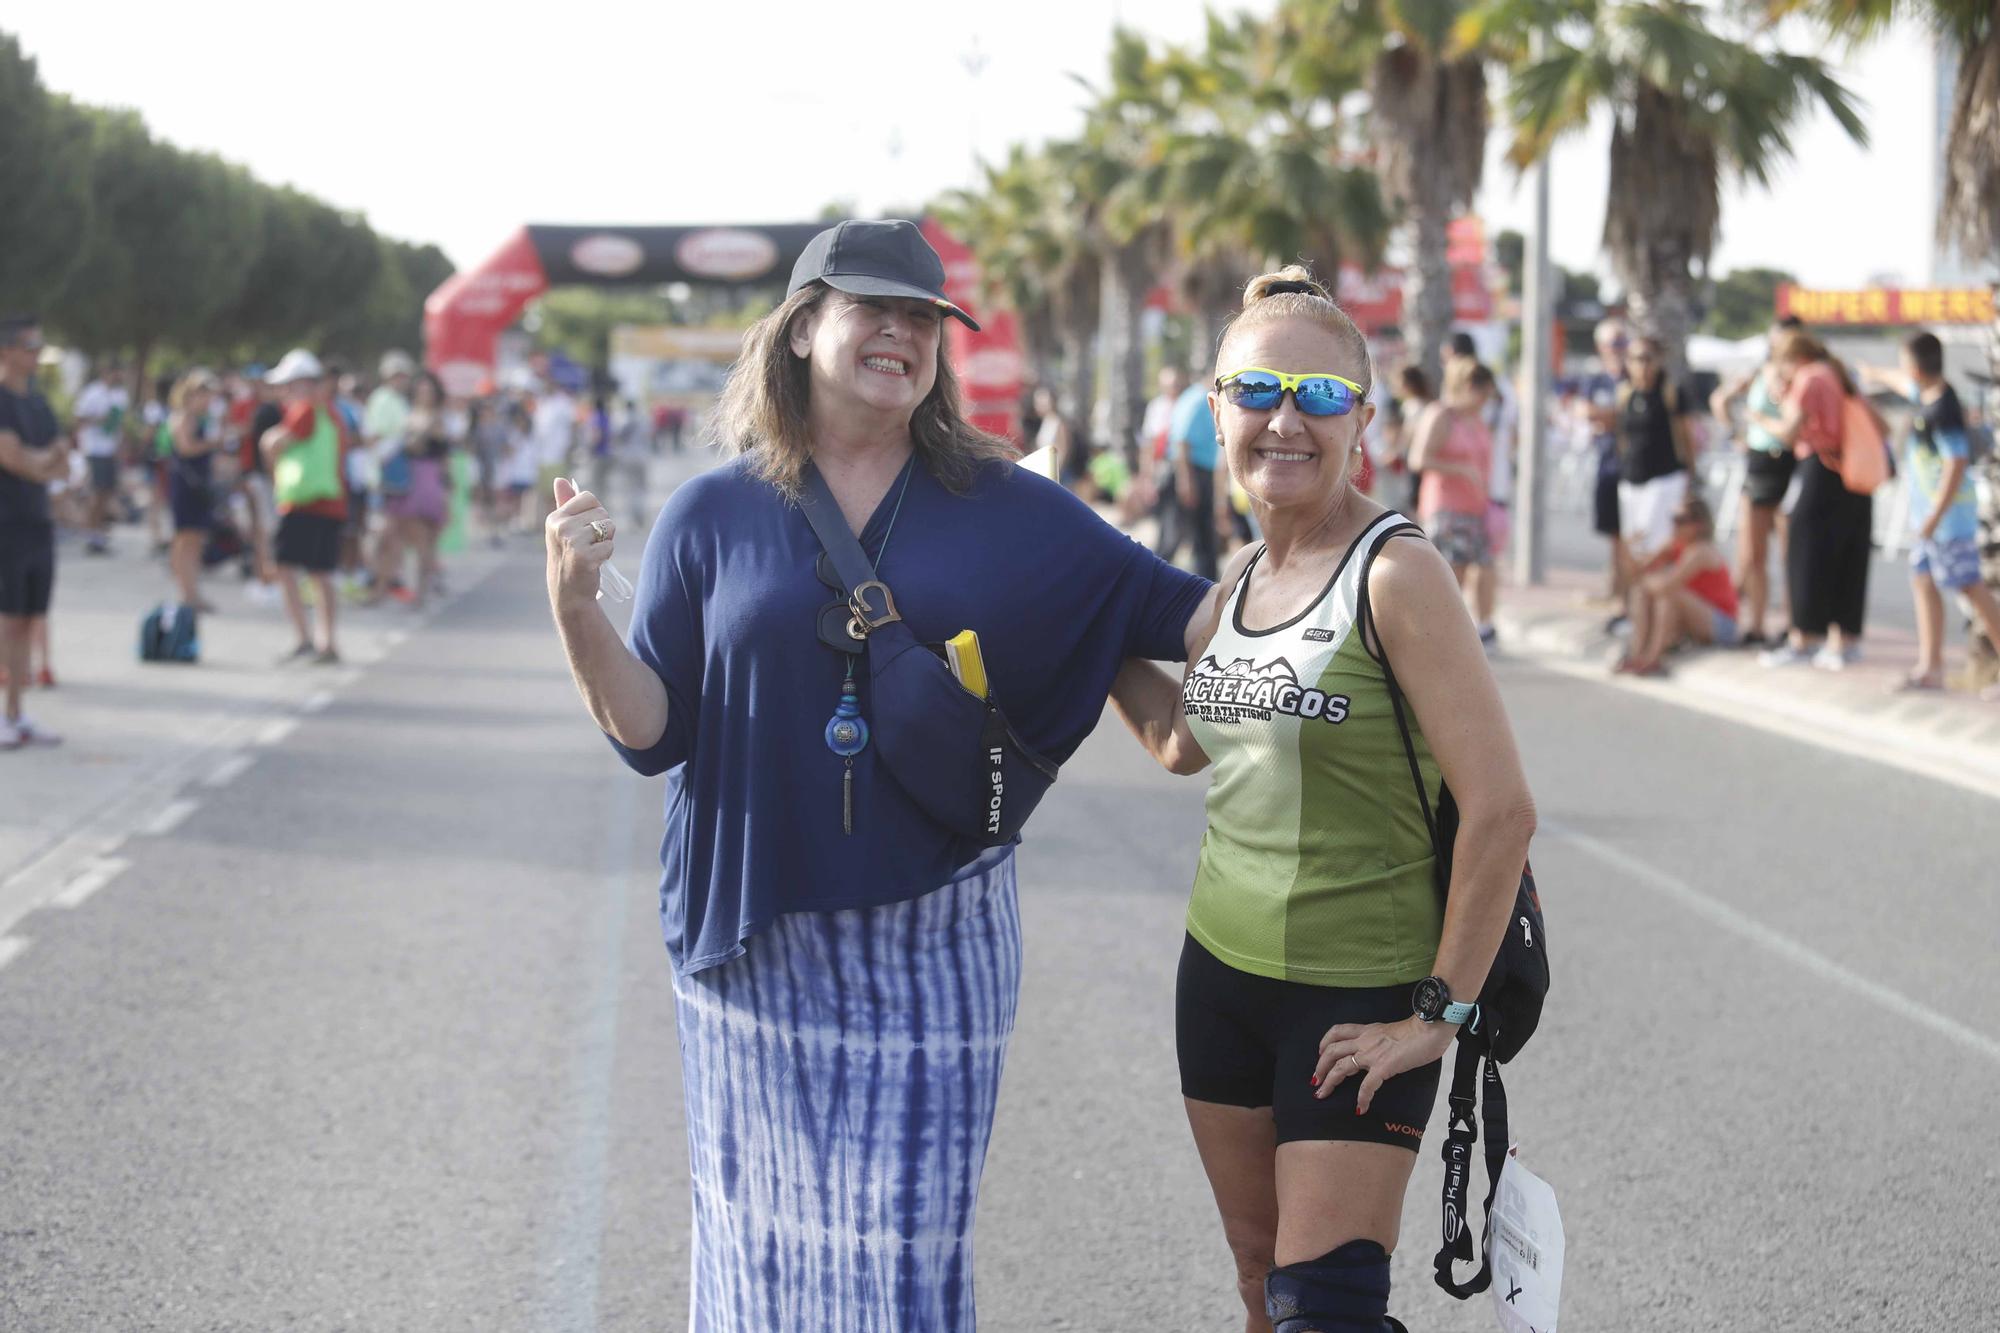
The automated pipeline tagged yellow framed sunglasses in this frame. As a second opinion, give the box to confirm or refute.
[1215,367,1366,416]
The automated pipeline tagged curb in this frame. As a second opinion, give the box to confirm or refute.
[1492,603,2000,802]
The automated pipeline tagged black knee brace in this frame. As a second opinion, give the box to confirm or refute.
[1264,1239,1401,1333]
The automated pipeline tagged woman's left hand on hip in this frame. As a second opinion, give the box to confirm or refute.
[1313,1016,1457,1113]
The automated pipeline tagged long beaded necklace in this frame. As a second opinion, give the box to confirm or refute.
[822,458,915,834]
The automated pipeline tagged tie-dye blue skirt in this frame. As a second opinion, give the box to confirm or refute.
[672,852,1023,1332]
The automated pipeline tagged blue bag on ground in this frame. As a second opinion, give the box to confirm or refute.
[139,603,199,664]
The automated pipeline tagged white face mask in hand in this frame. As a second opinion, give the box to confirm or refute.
[1490,1146,1565,1333]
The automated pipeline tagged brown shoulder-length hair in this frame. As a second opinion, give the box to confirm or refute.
[712,283,1014,498]
[1771,328,1856,394]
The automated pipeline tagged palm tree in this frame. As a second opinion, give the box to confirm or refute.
[1160,12,1392,371]
[1283,0,1491,387]
[1067,27,1181,462]
[934,144,1100,421]
[934,148,1058,387]
[1480,0,1867,372]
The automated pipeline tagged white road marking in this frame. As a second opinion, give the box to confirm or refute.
[0,936,28,971]
[255,717,300,747]
[0,705,276,938]
[1515,654,2000,803]
[302,691,335,713]
[52,857,131,909]
[202,753,256,788]
[1547,820,2000,1067]
[385,630,409,647]
[0,540,510,943]
[138,798,198,838]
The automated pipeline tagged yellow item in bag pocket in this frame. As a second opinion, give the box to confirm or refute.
[944,629,989,699]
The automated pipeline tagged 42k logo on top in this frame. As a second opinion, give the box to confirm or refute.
[1184,655,1351,726]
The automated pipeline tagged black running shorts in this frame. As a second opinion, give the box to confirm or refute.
[1743,448,1798,509]
[1177,934,1443,1150]
[274,510,342,573]
[1592,470,1622,538]
[0,529,56,618]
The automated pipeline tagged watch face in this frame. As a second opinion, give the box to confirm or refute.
[1413,976,1448,1021]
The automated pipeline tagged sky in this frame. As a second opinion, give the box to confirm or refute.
[6,1,1962,292]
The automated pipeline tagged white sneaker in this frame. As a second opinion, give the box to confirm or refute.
[1759,643,1815,668]
[1812,644,1860,672]
[1,714,62,748]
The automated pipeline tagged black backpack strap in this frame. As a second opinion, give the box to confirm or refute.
[1356,516,1515,1300]
[799,462,882,598]
[1355,518,1445,881]
[799,461,903,636]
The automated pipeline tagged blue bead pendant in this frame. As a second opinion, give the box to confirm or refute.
[825,686,869,757]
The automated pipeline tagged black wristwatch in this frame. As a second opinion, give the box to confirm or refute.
[1412,976,1478,1025]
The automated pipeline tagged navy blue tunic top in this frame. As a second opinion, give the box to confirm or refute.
[610,455,1210,972]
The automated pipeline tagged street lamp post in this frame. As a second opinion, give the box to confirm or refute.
[1515,121,1554,588]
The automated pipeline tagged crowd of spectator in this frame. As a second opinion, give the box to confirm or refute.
[0,313,660,751]
[1016,307,1999,705]
[14,291,1989,761]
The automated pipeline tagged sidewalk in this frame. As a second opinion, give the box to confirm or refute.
[1493,565,2000,799]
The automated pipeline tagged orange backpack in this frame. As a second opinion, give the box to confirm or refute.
[1837,394,1889,496]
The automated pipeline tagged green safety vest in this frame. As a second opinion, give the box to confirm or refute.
[273,408,342,507]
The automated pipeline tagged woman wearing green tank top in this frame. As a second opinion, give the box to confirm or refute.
[1111,267,1537,1333]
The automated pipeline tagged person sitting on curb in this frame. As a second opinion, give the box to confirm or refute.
[1615,496,1739,676]
[1859,332,2000,696]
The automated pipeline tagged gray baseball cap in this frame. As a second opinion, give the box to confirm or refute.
[787,220,979,331]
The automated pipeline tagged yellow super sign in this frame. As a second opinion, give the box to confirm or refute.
[1785,287,1994,324]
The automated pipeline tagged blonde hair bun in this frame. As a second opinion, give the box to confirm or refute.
[1214,263,1371,392]
[1243,266,1331,307]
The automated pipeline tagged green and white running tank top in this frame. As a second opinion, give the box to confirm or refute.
[1182,512,1443,987]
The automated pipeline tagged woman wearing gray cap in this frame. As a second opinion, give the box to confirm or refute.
[545,219,1216,1330]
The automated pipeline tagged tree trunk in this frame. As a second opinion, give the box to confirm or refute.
[130,337,153,452]
[1622,237,1698,382]
[1191,288,1239,381]
[1060,264,1100,448]
[1100,237,1155,468]
[1402,200,1453,391]
[1183,255,1245,380]
[1022,303,1059,394]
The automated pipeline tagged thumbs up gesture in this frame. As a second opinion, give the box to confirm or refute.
[546,476,617,609]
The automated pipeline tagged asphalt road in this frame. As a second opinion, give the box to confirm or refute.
[3,463,1996,1332]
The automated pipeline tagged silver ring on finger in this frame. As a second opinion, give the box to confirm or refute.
[1346,1055,1361,1075]
[588,519,612,545]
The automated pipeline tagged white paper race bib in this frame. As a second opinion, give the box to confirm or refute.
[1490,1147,1565,1333]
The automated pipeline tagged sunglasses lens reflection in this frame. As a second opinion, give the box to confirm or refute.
[1223,373,1284,408]
[1293,378,1358,417]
